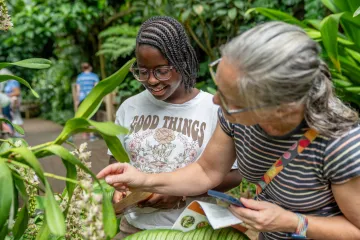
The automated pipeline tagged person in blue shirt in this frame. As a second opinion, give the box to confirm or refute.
[76,62,99,141]
[76,62,99,106]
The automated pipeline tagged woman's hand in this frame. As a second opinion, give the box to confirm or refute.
[112,190,127,203]
[228,198,298,233]
[97,163,147,192]
[138,194,185,209]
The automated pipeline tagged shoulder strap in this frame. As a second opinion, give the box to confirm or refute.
[255,128,318,195]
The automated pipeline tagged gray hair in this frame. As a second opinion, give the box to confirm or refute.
[221,21,359,138]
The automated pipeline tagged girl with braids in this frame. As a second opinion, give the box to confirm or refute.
[107,16,241,238]
[100,21,360,240]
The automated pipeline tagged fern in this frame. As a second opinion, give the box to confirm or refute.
[97,24,139,60]
[304,0,325,19]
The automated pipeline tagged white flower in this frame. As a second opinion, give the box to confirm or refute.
[79,142,88,153]
[14,140,22,147]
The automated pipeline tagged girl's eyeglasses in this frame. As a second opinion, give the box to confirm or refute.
[130,62,174,82]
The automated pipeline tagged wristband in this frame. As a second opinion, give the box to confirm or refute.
[287,213,308,239]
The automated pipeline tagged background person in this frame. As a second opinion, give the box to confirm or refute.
[76,62,99,141]
[99,22,360,240]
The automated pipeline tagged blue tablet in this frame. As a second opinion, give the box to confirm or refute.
[207,190,246,208]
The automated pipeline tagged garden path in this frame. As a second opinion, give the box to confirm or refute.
[23,118,109,193]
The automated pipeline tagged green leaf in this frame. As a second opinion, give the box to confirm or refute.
[0,118,24,135]
[102,190,117,238]
[10,147,45,184]
[61,159,77,204]
[320,13,344,72]
[12,172,29,202]
[0,75,39,98]
[345,86,360,93]
[228,8,237,20]
[245,8,307,28]
[193,5,204,15]
[354,6,360,17]
[0,58,52,70]
[333,79,353,87]
[44,181,65,236]
[75,58,135,119]
[12,206,29,240]
[54,118,128,144]
[0,138,28,155]
[38,145,95,179]
[321,0,340,13]
[101,133,129,163]
[35,221,51,240]
[0,159,13,230]
[234,1,244,9]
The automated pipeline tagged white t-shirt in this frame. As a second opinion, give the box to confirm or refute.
[108,90,233,229]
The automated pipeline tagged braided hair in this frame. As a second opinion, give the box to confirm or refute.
[136,16,199,91]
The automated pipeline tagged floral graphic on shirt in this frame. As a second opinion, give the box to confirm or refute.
[126,128,200,173]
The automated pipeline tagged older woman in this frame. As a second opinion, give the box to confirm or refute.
[98,22,360,239]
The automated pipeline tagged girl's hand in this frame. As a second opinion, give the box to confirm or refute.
[229,198,298,233]
[97,163,147,192]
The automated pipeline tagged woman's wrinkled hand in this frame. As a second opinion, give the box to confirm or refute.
[97,163,147,192]
[228,198,298,233]
[138,194,185,209]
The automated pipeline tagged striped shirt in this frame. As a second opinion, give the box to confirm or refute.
[218,109,360,240]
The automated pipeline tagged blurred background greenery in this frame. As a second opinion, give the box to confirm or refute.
[3,0,349,126]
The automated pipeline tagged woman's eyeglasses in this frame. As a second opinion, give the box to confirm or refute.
[209,58,271,115]
[130,62,174,82]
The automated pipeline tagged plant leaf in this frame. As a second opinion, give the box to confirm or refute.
[35,220,51,240]
[228,8,237,20]
[321,0,340,13]
[101,133,129,162]
[61,159,77,205]
[12,172,29,202]
[12,205,29,240]
[44,181,65,236]
[354,6,360,17]
[102,191,117,238]
[0,58,52,70]
[75,58,135,119]
[0,75,39,98]
[10,147,45,184]
[245,8,307,28]
[0,159,13,230]
[54,118,128,144]
[0,118,24,135]
[320,13,344,72]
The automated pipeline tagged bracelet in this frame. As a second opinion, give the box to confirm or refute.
[287,213,308,239]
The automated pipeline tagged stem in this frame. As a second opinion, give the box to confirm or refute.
[7,160,80,186]
[0,139,16,147]
[64,140,77,149]
[199,17,215,60]
[185,21,212,58]
[44,173,79,185]
[29,141,54,151]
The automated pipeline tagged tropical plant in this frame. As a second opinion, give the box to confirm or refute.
[247,0,360,108]
[97,24,139,61]
[0,57,134,239]
[125,226,250,240]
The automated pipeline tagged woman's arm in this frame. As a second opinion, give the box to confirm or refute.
[305,177,360,239]
[228,177,360,239]
[99,123,237,196]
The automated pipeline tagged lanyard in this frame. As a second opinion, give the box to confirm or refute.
[255,128,318,195]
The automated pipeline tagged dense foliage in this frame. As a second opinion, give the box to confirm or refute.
[1,0,331,124]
